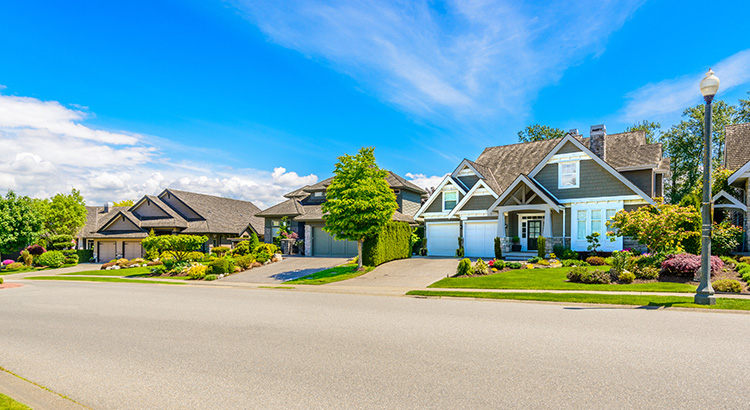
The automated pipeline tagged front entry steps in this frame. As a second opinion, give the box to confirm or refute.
[503,251,538,261]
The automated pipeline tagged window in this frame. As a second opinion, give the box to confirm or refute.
[443,191,458,211]
[559,161,580,189]
[271,220,281,238]
[313,191,324,198]
[577,210,587,240]
[591,210,602,235]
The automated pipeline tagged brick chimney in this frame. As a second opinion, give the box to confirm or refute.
[589,124,606,160]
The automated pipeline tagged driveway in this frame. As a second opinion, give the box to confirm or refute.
[221,256,349,284]
[326,256,457,291]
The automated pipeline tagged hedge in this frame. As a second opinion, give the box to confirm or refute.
[76,249,94,263]
[363,221,412,267]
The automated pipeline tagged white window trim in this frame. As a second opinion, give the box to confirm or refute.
[442,190,458,212]
[558,160,580,189]
[313,191,324,197]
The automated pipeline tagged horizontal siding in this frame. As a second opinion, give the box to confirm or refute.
[462,194,495,210]
[535,160,634,200]
[457,175,479,190]
[622,170,652,196]
[425,191,464,213]
[557,141,582,155]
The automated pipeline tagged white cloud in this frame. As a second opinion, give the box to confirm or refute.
[621,49,750,122]
[234,0,644,120]
[0,89,317,209]
[406,172,446,190]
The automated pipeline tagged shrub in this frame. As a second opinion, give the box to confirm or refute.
[20,250,33,267]
[235,255,255,270]
[739,256,750,264]
[25,244,46,255]
[455,237,464,258]
[232,240,252,256]
[562,259,589,267]
[205,274,217,281]
[100,262,116,270]
[130,258,146,265]
[494,237,503,260]
[527,256,541,264]
[255,251,271,263]
[211,246,230,257]
[185,251,205,262]
[610,250,633,274]
[507,262,522,269]
[76,249,94,263]
[712,279,742,293]
[115,258,130,268]
[6,262,24,270]
[736,263,750,276]
[719,256,737,268]
[742,272,750,283]
[187,265,208,280]
[149,265,167,276]
[567,267,610,284]
[47,234,74,250]
[537,259,550,266]
[363,221,412,266]
[586,256,606,266]
[661,254,723,277]
[489,259,505,270]
[561,249,579,260]
[552,244,565,259]
[634,266,659,280]
[64,254,79,265]
[255,243,279,255]
[537,237,546,258]
[0,277,2,284]
[586,232,601,255]
[208,258,233,275]
[2,259,14,265]
[36,251,66,268]
[146,260,163,266]
[711,221,743,256]
[473,258,489,275]
[456,258,472,276]
[618,271,636,284]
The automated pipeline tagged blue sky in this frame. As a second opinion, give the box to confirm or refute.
[1,0,749,207]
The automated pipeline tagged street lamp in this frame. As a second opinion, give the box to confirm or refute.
[695,69,720,305]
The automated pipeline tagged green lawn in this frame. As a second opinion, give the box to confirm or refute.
[429,266,697,293]
[60,266,152,276]
[407,290,750,311]
[27,276,184,285]
[1,263,83,275]
[0,393,32,410]
[285,263,374,285]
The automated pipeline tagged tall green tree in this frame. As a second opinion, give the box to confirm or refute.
[737,92,750,123]
[37,189,88,237]
[0,190,44,259]
[625,120,661,144]
[113,199,135,207]
[517,124,566,143]
[322,147,398,270]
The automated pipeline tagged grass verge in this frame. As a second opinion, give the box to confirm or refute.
[407,290,750,311]
[0,393,32,410]
[60,266,152,276]
[26,276,183,285]
[285,263,374,285]
[429,266,697,293]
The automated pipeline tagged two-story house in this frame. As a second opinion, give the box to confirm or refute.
[414,125,670,257]
[256,171,426,257]
[722,123,750,252]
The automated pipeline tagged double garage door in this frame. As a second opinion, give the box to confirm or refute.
[312,227,357,256]
[426,221,496,258]
[97,241,143,262]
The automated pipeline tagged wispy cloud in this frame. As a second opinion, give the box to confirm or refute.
[621,48,750,122]
[406,172,446,190]
[233,0,644,122]
[0,89,317,208]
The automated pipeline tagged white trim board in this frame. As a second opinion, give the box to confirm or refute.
[557,195,645,205]
[712,190,746,209]
[488,174,562,212]
[448,179,498,218]
[413,175,467,219]
[452,159,485,179]
[728,160,750,186]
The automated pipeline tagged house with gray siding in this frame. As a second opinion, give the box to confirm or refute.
[414,125,670,257]
[256,171,426,257]
[721,123,750,252]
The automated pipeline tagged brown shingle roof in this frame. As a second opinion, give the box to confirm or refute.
[255,199,304,217]
[475,138,563,192]
[464,159,503,194]
[725,123,750,171]
[164,189,264,235]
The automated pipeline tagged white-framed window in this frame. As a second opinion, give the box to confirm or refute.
[559,161,580,189]
[577,210,587,240]
[606,209,617,234]
[271,220,281,238]
[313,191,324,198]
[590,210,602,235]
[443,191,458,211]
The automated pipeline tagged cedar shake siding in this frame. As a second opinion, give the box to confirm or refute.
[535,160,634,200]
[400,190,422,217]
[425,191,465,213]
[621,170,653,197]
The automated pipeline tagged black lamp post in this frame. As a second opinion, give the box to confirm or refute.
[695,69,720,305]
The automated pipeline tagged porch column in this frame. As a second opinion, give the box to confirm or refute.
[543,208,552,237]
[497,211,506,237]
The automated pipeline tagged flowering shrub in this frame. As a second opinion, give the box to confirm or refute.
[281,231,299,240]
[6,262,24,270]
[607,203,700,253]
[618,271,635,283]
[473,258,489,275]
[25,244,47,255]
[567,267,610,284]
[711,221,743,256]
[488,259,505,270]
[2,259,14,265]
[661,253,723,277]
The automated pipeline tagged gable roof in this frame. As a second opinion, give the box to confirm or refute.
[297,172,426,195]
[413,175,467,219]
[725,123,750,171]
[489,174,563,211]
[164,189,264,235]
[475,138,563,193]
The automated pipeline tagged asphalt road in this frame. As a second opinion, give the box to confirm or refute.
[1,281,749,409]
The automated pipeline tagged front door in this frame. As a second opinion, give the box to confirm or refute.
[527,220,542,251]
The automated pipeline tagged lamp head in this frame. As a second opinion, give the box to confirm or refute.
[700,69,720,98]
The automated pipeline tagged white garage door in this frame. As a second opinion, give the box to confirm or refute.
[426,222,460,257]
[464,221,497,258]
[123,241,143,260]
[98,242,117,263]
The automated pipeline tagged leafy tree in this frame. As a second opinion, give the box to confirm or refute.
[517,124,566,143]
[0,190,44,260]
[737,92,750,123]
[113,199,135,207]
[141,234,208,262]
[607,202,700,254]
[679,167,740,210]
[322,147,398,270]
[36,189,88,237]
[625,120,661,144]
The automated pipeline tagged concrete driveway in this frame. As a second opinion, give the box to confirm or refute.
[221,256,350,284]
[325,256,457,291]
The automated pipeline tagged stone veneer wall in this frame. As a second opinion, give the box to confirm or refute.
[304,225,313,257]
[623,236,647,254]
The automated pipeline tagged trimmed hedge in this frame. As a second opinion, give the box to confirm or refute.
[362,221,412,267]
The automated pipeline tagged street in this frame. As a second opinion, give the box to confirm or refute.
[1,281,749,409]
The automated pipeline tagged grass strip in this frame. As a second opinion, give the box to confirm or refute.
[259,286,295,289]
[60,266,152,276]
[429,266,696,293]
[26,276,183,285]
[0,393,32,410]
[407,290,750,311]
[286,263,374,285]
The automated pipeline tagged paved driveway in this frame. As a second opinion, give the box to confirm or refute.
[331,256,457,291]
[221,256,349,284]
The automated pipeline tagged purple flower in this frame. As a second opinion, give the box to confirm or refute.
[2,259,14,265]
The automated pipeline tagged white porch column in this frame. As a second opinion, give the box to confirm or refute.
[562,208,566,240]
[543,208,552,237]
[497,211,506,237]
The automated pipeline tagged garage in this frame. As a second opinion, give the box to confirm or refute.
[123,241,143,260]
[463,221,497,258]
[426,222,460,256]
[312,227,357,256]
[98,241,117,263]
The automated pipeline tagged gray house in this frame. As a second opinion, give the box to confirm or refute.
[414,125,670,257]
[77,189,264,262]
[256,172,426,257]
[720,123,750,251]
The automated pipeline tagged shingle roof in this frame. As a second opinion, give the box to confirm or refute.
[385,172,427,194]
[164,189,264,235]
[292,204,415,223]
[255,199,305,217]
[725,123,750,171]
[603,131,662,169]
[464,159,503,194]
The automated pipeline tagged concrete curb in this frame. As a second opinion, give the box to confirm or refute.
[0,367,89,410]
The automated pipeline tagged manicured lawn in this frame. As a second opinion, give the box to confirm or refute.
[27,276,184,285]
[429,266,697,293]
[1,263,81,275]
[61,266,152,276]
[0,393,32,410]
[407,290,750,311]
[286,263,374,285]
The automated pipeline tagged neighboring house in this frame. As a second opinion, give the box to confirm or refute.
[77,188,264,262]
[722,123,750,252]
[256,171,427,257]
[414,125,670,257]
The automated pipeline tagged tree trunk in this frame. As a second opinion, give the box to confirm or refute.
[357,239,363,271]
